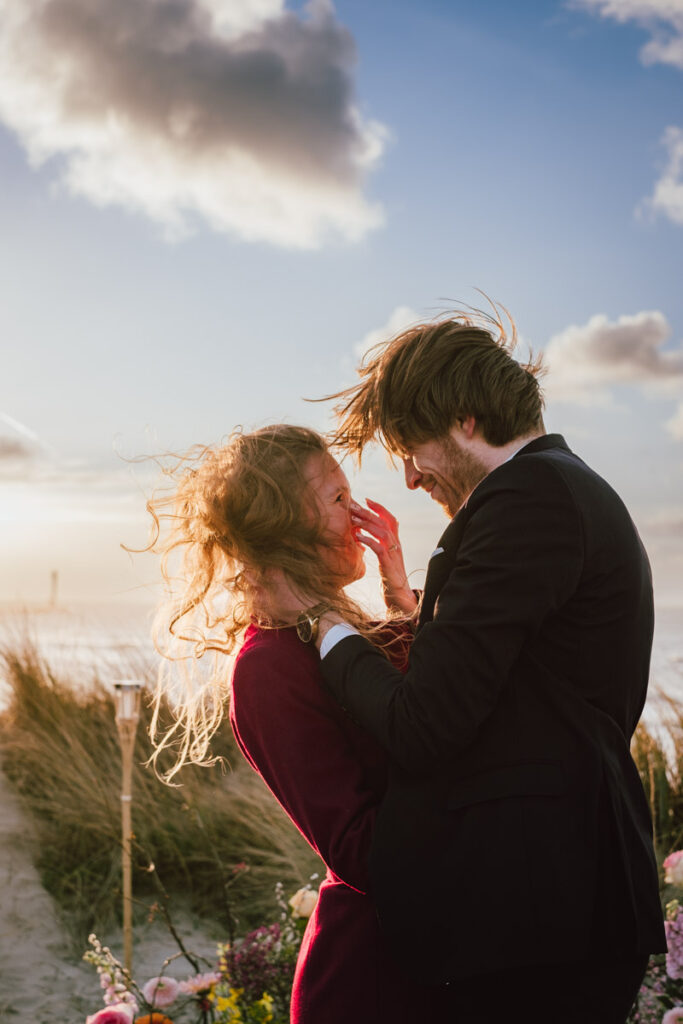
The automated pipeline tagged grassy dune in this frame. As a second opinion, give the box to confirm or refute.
[1,636,681,958]
[0,642,322,946]
[633,703,683,858]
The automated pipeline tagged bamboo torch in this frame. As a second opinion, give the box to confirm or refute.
[113,680,142,975]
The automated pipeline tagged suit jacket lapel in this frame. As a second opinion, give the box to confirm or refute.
[416,435,570,630]
[418,511,469,629]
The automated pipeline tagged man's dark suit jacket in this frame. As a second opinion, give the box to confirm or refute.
[321,434,666,983]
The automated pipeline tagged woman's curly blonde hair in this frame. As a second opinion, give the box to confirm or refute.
[145,424,386,781]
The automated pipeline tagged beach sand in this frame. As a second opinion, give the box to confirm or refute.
[0,760,221,1023]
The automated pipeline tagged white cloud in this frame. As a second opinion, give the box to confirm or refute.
[666,401,683,439]
[0,0,386,249]
[543,310,683,405]
[354,306,419,360]
[574,0,683,69]
[200,0,286,39]
[644,126,683,226]
[574,1,683,229]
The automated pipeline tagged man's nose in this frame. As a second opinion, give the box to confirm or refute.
[403,457,423,490]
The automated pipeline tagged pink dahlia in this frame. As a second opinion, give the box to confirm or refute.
[662,1009,683,1024]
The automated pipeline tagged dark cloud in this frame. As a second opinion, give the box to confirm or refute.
[0,0,385,245]
[37,0,364,179]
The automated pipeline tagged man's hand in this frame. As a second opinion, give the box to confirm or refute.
[351,498,418,615]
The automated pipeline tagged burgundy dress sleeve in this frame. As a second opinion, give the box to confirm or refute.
[229,626,384,894]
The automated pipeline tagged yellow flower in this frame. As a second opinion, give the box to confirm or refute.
[213,986,245,1020]
[253,991,274,1022]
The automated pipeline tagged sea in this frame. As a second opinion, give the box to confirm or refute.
[0,601,158,704]
[0,601,681,726]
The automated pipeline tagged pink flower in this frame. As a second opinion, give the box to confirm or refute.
[86,1004,135,1024]
[178,972,221,995]
[665,852,683,887]
[141,977,179,1009]
[662,1009,683,1024]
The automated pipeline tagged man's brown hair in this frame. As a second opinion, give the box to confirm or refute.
[329,305,545,458]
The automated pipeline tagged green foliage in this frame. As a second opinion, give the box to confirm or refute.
[0,642,322,946]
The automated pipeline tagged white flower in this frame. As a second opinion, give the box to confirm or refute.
[289,886,319,919]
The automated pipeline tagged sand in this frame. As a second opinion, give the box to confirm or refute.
[0,762,220,1024]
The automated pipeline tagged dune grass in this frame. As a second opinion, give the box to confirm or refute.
[632,702,683,859]
[3,633,683,964]
[0,641,322,947]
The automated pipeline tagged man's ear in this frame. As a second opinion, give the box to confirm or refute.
[454,416,477,441]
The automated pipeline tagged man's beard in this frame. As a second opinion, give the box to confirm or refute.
[434,435,488,517]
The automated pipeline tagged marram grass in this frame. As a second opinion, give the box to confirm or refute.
[0,641,322,946]
[2,638,682,952]
[632,700,683,858]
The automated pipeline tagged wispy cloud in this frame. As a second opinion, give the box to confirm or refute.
[0,0,386,248]
[573,1,683,228]
[666,401,683,439]
[573,0,683,70]
[645,125,683,227]
[354,306,419,360]
[543,310,683,421]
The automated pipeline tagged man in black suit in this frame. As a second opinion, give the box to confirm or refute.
[311,312,666,1023]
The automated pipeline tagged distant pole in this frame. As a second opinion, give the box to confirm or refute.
[49,570,58,609]
[113,681,142,975]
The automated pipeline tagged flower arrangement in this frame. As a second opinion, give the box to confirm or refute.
[83,882,318,1024]
[627,850,683,1023]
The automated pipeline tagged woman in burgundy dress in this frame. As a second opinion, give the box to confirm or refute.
[149,425,445,1022]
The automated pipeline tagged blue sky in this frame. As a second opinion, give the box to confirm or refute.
[0,0,682,609]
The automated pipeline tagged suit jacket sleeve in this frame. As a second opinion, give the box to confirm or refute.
[321,457,583,772]
[230,641,383,894]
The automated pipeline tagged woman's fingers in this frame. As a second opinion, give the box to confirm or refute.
[351,500,416,615]
[351,500,399,550]
[365,497,398,529]
[357,532,382,556]
[351,510,388,542]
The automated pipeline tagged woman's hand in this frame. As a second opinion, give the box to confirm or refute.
[351,498,418,615]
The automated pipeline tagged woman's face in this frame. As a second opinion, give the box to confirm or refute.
[304,452,366,585]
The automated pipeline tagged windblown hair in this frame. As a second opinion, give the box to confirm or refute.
[328,303,545,459]
[144,425,381,781]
